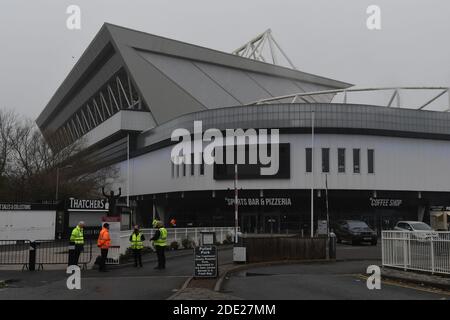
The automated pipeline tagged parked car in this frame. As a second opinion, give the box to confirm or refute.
[393,221,438,240]
[333,220,377,245]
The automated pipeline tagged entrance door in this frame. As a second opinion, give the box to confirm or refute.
[242,214,257,234]
[263,215,280,234]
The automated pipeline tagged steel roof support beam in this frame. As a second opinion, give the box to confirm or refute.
[419,89,448,110]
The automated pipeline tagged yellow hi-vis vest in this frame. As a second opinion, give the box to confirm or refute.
[130,233,144,250]
[153,228,167,247]
[70,226,84,245]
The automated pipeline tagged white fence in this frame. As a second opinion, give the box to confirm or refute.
[119,227,237,255]
[382,231,450,275]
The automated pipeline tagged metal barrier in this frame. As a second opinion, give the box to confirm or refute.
[119,227,238,255]
[35,240,93,268]
[0,239,93,270]
[0,240,30,266]
[382,231,450,275]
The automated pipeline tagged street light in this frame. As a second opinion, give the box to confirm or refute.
[56,165,73,202]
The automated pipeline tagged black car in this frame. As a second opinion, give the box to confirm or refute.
[333,220,377,245]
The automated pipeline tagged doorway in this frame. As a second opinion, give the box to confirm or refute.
[242,214,258,233]
[263,214,280,234]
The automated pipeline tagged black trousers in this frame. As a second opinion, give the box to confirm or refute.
[68,244,83,266]
[99,249,108,271]
[155,246,166,268]
[133,249,143,267]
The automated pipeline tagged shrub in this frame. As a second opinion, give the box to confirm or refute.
[181,238,193,249]
[222,233,234,245]
[170,241,179,250]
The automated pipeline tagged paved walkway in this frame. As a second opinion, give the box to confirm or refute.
[169,287,241,300]
[0,246,233,300]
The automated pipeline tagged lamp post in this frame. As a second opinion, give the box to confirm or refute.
[55,165,73,203]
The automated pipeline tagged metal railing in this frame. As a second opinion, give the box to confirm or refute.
[0,240,30,265]
[119,227,237,255]
[248,87,450,112]
[382,231,450,275]
[0,240,93,270]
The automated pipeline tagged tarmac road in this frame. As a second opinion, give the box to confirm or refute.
[223,244,450,300]
[0,248,233,300]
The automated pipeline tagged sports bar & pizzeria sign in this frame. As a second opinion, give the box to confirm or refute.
[225,197,292,206]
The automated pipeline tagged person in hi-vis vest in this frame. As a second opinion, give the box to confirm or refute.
[69,221,85,266]
[150,221,167,269]
[129,225,145,268]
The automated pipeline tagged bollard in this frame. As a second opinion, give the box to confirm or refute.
[328,232,336,260]
[29,242,37,271]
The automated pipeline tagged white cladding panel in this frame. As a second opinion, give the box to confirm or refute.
[112,134,450,195]
[0,211,55,241]
[81,110,154,148]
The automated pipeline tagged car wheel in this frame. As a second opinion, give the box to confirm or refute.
[371,240,377,246]
[336,237,342,244]
[351,240,359,246]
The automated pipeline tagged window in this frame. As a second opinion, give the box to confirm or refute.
[306,148,312,173]
[191,153,195,176]
[368,149,374,174]
[199,153,205,175]
[353,149,360,173]
[321,148,330,173]
[338,148,345,173]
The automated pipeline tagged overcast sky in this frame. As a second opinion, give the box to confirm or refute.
[0,0,449,119]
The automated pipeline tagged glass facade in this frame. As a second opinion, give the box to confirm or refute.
[338,148,346,173]
[306,148,312,173]
[353,149,360,174]
[368,149,375,174]
[322,148,330,173]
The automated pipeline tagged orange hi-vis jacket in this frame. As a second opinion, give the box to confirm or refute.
[97,227,111,249]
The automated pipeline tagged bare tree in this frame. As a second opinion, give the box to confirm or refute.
[0,109,16,176]
[0,109,118,202]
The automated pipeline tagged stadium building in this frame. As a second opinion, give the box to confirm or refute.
[36,23,450,234]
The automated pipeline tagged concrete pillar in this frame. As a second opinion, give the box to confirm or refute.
[418,206,426,222]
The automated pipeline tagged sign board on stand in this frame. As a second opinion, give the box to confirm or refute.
[194,245,218,278]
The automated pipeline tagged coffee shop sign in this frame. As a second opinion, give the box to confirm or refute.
[370,198,402,207]
[225,197,292,206]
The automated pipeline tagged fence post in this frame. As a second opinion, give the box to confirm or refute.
[408,234,411,266]
[29,242,36,272]
[403,236,408,271]
[431,238,435,274]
